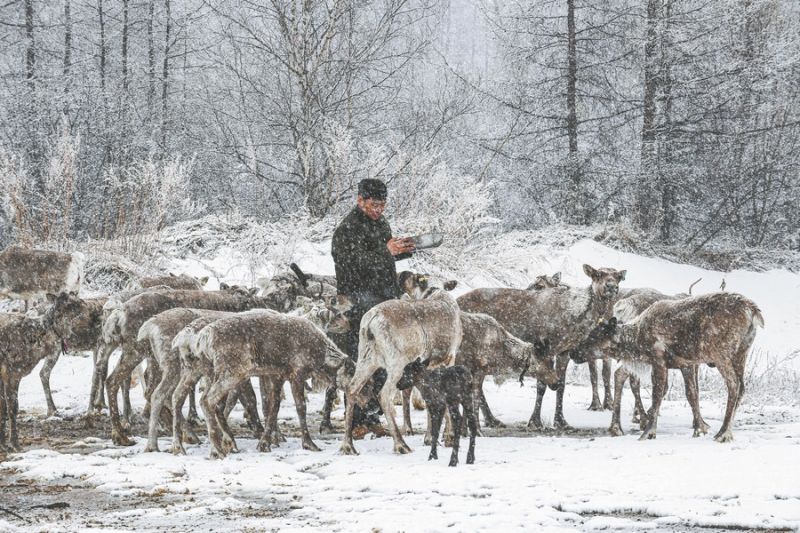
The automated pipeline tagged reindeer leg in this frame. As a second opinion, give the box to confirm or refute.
[7,376,22,451]
[609,366,629,436]
[290,377,320,452]
[201,373,239,459]
[681,366,709,437]
[319,386,337,433]
[428,402,444,461]
[713,361,741,443]
[89,342,114,413]
[0,378,7,449]
[629,375,647,428]
[527,381,546,430]
[144,357,180,453]
[107,345,145,446]
[588,359,603,411]
[40,350,60,417]
[402,388,413,435]
[258,377,280,452]
[553,355,572,430]
[237,379,264,438]
[379,378,411,455]
[447,403,462,467]
[170,368,201,454]
[464,393,477,465]
[187,387,201,426]
[478,376,503,429]
[640,363,667,440]
[339,360,381,455]
[602,357,613,410]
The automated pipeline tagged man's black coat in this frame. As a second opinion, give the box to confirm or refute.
[331,206,411,307]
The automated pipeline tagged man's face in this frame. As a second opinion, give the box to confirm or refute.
[357,195,386,221]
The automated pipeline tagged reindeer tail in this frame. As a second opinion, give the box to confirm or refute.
[102,308,126,345]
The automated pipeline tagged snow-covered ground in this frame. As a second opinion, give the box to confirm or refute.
[2,237,800,532]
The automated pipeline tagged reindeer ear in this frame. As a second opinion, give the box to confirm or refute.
[220,282,230,290]
[443,280,458,291]
[553,272,561,283]
[616,270,627,281]
[397,271,413,290]
[422,357,433,368]
[45,293,57,303]
[583,264,598,279]
[199,276,209,285]
[249,287,258,296]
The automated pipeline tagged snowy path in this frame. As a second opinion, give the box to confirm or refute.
[1,356,799,532]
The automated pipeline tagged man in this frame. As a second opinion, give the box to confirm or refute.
[331,178,415,437]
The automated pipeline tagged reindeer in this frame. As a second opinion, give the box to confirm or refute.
[457,264,626,430]
[128,273,208,291]
[88,285,173,414]
[0,246,84,311]
[193,310,354,458]
[137,308,268,452]
[582,292,763,442]
[99,288,279,446]
[33,296,107,417]
[338,275,462,456]
[0,292,87,451]
[451,312,560,433]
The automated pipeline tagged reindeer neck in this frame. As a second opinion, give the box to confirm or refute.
[616,325,642,361]
[590,286,615,319]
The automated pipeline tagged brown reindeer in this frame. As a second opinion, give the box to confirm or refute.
[0,246,84,311]
[100,288,279,446]
[583,292,763,442]
[457,264,626,430]
[0,292,88,451]
[193,310,354,458]
[128,273,208,291]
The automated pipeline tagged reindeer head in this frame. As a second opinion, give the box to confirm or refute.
[396,357,431,390]
[527,272,563,291]
[43,291,87,339]
[583,264,626,300]
[499,335,561,390]
[398,271,458,299]
[293,296,351,334]
[575,317,620,359]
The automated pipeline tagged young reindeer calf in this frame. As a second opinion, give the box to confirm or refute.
[397,359,477,467]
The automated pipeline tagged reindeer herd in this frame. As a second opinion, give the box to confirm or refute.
[0,244,764,467]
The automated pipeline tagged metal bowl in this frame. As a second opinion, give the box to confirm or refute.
[411,232,445,250]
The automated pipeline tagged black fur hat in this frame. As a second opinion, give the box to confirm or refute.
[357,178,387,201]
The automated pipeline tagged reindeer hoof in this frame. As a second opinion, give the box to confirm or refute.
[394,442,412,455]
[603,400,613,411]
[209,448,226,459]
[714,431,733,443]
[404,426,414,436]
[526,419,544,431]
[428,451,438,461]
[339,442,359,456]
[639,431,657,441]
[695,421,710,437]
[448,456,458,467]
[257,439,272,453]
[554,419,573,431]
[111,431,136,447]
[302,440,321,452]
[170,443,186,455]
[588,400,603,411]
[222,436,238,454]
[182,429,200,445]
[143,443,160,453]
[443,435,455,448]
[608,425,624,437]
[319,422,334,434]
[485,418,505,429]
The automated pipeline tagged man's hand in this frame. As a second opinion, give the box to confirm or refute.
[387,237,415,256]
